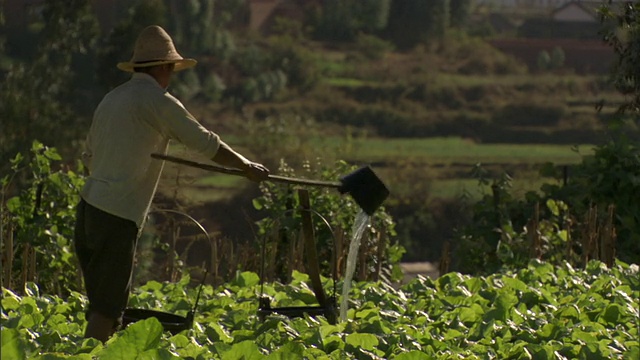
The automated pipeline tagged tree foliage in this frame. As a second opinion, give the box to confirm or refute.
[452,2,640,274]
[309,0,392,42]
[599,1,640,124]
[0,0,99,177]
[95,0,167,91]
[450,0,473,28]
[385,0,453,50]
[252,159,403,284]
[1,141,85,295]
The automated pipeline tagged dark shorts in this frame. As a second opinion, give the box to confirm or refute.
[74,198,139,324]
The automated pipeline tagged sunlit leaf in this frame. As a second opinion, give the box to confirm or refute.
[345,333,379,351]
[1,328,26,360]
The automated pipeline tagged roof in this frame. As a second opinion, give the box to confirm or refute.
[551,1,606,22]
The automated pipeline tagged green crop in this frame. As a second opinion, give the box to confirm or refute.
[2,260,638,359]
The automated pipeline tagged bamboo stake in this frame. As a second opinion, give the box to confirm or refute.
[358,230,369,281]
[299,189,327,306]
[333,228,344,278]
[29,247,36,283]
[3,223,13,290]
[582,205,598,266]
[374,232,385,281]
[439,241,451,275]
[528,203,541,259]
[0,212,4,290]
[601,205,616,267]
[21,243,29,292]
[565,215,573,262]
[210,236,218,286]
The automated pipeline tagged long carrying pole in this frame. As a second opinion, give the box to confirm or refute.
[151,153,342,189]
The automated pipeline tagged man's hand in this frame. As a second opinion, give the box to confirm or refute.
[243,162,270,182]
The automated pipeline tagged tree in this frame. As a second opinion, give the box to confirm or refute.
[95,0,167,91]
[450,0,472,28]
[385,0,450,50]
[166,0,215,54]
[310,0,391,42]
[599,1,640,123]
[0,0,99,176]
[550,46,565,69]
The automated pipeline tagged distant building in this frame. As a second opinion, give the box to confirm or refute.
[517,0,613,39]
[490,0,619,73]
[551,1,601,22]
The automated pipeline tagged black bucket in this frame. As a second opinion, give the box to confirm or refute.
[122,308,193,335]
[258,296,338,325]
[339,166,389,215]
[122,210,209,335]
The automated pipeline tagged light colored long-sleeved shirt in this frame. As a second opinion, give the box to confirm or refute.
[81,72,221,228]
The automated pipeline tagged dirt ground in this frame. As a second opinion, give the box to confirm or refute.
[399,262,440,284]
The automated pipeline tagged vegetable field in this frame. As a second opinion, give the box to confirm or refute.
[2,260,638,359]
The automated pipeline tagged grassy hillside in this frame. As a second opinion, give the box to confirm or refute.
[160,38,625,263]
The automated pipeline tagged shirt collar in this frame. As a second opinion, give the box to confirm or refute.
[131,72,164,90]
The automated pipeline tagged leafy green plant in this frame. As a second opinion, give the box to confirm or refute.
[2,260,638,359]
[1,141,85,295]
[252,159,402,284]
[541,137,640,265]
[353,33,395,60]
[1,0,99,176]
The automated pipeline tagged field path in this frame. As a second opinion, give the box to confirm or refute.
[399,262,440,283]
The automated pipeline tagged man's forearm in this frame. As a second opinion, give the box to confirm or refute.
[211,142,251,170]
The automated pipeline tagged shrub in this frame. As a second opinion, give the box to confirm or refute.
[252,159,403,284]
[267,35,323,93]
[438,32,528,75]
[1,141,85,295]
[550,46,566,69]
[541,137,640,265]
[353,33,395,60]
[537,51,551,71]
[493,102,566,127]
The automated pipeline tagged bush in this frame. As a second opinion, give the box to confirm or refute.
[353,33,395,60]
[252,159,403,284]
[493,102,566,127]
[450,133,640,275]
[541,137,640,265]
[438,32,528,75]
[1,141,85,295]
[267,35,323,93]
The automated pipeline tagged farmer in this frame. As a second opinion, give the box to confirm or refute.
[73,25,269,342]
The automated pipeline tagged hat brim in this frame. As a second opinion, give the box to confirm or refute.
[117,58,197,72]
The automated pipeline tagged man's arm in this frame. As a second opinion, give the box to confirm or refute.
[212,141,270,182]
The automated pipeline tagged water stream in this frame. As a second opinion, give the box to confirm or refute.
[339,210,371,322]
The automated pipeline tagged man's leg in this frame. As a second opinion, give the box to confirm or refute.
[74,199,139,342]
[85,311,117,342]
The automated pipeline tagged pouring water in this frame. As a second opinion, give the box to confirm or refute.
[339,210,370,322]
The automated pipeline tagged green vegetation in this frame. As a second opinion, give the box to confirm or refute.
[312,136,591,164]
[1,1,639,358]
[2,261,638,358]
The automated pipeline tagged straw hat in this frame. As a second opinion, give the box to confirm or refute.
[117,25,197,72]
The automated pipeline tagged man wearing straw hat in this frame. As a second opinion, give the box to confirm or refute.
[74,25,270,341]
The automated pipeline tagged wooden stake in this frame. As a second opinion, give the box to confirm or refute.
[439,241,451,275]
[29,247,36,283]
[528,203,541,259]
[299,189,326,306]
[3,224,14,290]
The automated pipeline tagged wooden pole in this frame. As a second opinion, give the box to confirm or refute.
[298,189,326,306]
[3,224,13,290]
[528,203,541,259]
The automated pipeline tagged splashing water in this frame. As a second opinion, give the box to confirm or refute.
[340,210,371,322]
